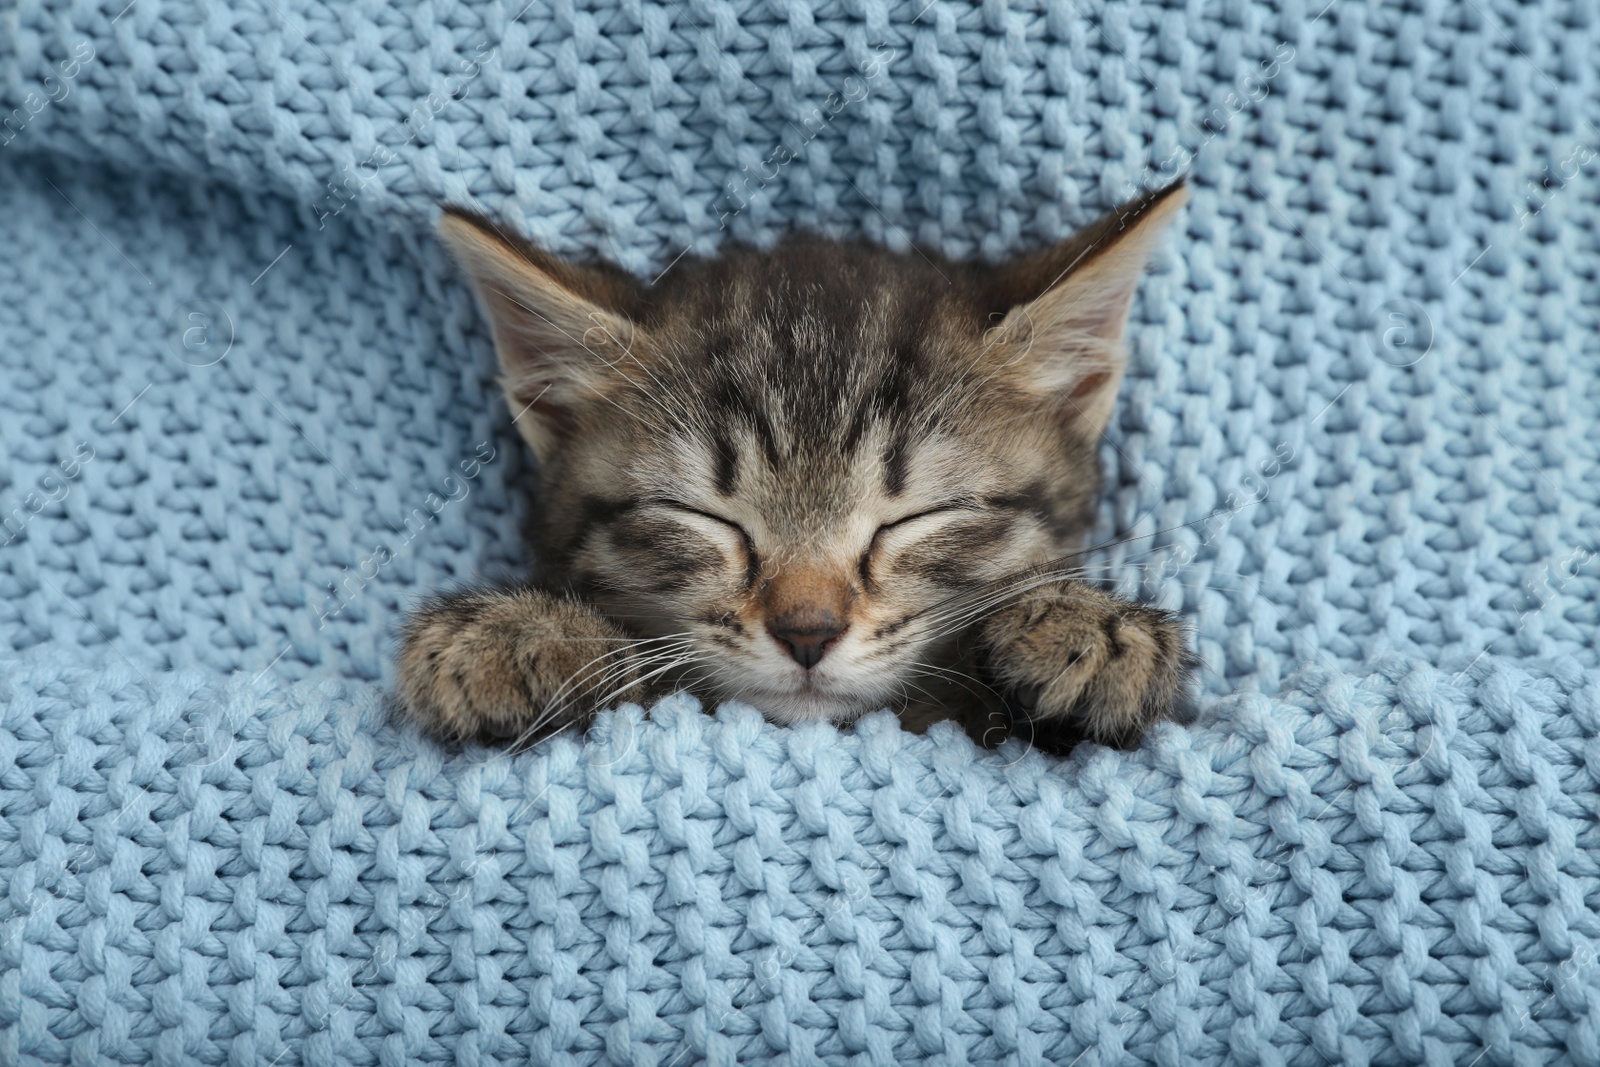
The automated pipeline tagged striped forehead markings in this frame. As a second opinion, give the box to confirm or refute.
[712,432,737,495]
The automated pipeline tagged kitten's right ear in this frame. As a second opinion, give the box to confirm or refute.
[978,181,1188,439]
[436,208,647,462]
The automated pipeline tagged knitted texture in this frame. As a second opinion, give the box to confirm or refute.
[3,0,1600,1061]
[3,0,1599,693]
[4,650,1600,1066]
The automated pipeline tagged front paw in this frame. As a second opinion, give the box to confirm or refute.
[395,588,643,745]
[977,587,1193,749]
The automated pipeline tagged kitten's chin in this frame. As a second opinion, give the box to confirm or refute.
[722,686,881,726]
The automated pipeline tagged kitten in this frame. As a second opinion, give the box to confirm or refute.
[397,181,1195,752]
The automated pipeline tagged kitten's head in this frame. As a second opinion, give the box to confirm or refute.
[438,184,1186,724]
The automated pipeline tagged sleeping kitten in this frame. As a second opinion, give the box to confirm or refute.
[397,181,1194,752]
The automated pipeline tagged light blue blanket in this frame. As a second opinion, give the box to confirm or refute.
[2,0,1599,1062]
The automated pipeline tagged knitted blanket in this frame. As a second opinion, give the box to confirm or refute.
[5,651,1598,1065]
[3,0,1599,1062]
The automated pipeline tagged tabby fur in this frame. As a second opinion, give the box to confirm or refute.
[397,182,1195,752]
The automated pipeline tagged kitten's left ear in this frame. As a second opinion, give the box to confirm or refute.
[981,180,1188,437]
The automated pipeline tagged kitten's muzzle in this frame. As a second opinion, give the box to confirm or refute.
[760,564,853,669]
[767,614,846,669]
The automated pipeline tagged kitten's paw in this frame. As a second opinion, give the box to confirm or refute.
[977,586,1193,749]
[395,588,643,745]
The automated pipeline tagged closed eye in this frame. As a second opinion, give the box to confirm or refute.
[860,503,981,584]
[878,504,976,533]
[653,500,760,586]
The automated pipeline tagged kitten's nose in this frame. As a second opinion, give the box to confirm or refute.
[768,615,845,669]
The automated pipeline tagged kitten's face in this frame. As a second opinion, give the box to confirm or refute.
[544,287,1092,723]
[439,186,1186,723]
